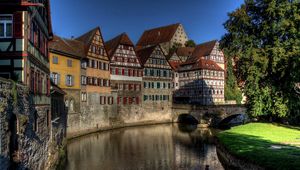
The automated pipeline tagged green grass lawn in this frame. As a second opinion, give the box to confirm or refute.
[217,123,300,170]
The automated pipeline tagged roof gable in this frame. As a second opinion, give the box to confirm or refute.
[105,33,134,58]
[136,23,180,47]
[185,40,217,64]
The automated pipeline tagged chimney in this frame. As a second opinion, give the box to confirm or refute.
[158,31,160,36]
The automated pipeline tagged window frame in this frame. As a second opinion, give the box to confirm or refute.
[0,14,13,38]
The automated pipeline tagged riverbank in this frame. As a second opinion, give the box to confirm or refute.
[217,123,300,169]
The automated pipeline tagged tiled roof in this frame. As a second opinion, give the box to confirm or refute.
[135,45,157,66]
[76,27,102,54]
[136,23,180,47]
[179,59,223,72]
[49,35,85,59]
[185,40,217,64]
[176,47,195,56]
[105,33,134,58]
[169,61,182,71]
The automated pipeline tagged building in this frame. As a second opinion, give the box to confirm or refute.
[76,27,112,107]
[49,35,85,114]
[136,45,173,106]
[167,51,182,90]
[105,33,143,106]
[176,47,195,62]
[0,1,53,169]
[175,40,225,105]
[136,23,188,55]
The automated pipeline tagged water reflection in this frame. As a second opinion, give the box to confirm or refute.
[65,124,224,170]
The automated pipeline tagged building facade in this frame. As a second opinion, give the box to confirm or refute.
[105,33,143,106]
[174,40,225,105]
[49,35,85,114]
[167,51,182,90]
[0,0,53,169]
[137,45,173,107]
[136,23,188,55]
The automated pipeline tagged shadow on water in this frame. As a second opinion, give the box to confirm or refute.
[63,124,224,170]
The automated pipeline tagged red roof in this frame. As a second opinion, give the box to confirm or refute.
[105,33,134,58]
[136,23,180,47]
[49,35,85,59]
[169,61,182,71]
[176,47,195,56]
[185,40,217,64]
[136,45,157,66]
[179,59,223,72]
[76,27,107,55]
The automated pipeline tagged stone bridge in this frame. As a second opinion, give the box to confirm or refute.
[172,104,247,127]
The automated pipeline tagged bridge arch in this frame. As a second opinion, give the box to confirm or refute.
[177,114,199,124]
[218,113,248,129]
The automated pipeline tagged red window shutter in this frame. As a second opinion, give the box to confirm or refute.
[122,69,125,75]
[133,70,136,77]
[117,97,121,104]
[123,97,127,105]
[13,12,23,38]
[134,84,136,91]
[136,97,139,104]
[128,69,131,76]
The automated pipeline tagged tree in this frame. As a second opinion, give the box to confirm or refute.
[220,0,300,121]
[224,52,243,104]
[185,40,196,47]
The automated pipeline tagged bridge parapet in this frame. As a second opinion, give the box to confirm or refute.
[172,104,247,127]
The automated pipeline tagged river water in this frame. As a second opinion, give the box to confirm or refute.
[64,124,224,170]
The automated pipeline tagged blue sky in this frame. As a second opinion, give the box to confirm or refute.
[51,0,244,44]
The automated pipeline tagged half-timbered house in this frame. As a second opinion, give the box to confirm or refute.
[175,40,225,105]
[136,45,173,107]
[76,27,113,107]
[167,51,182,90]
[105,33,143,106]
[0,0,53,169]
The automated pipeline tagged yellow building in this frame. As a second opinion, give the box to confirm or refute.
[49,35,85,114]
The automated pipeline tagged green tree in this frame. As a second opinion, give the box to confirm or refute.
[185,40,196,47]
[220,0,300,120]
[224,53,243,104]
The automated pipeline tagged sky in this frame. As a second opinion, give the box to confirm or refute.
[51,0,244,44]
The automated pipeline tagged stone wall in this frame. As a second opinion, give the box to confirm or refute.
[0,78,51,169]
[66,90,173,138]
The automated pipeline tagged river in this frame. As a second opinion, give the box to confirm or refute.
[63,124,224,170]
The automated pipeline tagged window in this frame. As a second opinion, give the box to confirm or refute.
[81,60,87,69]
[81,92,87,102]
[67,59,72,67]
[52,56,58,64]
[66,75,73,86]
[50,72,60,85]
[0,15,13,38]
[81,76,86,85]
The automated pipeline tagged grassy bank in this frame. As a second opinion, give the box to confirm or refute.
[217,123,300,169]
